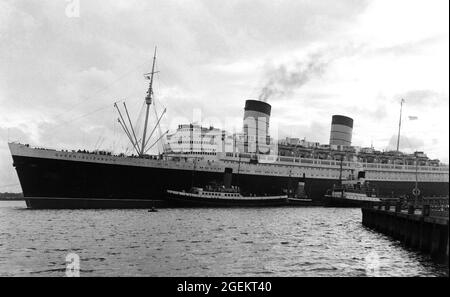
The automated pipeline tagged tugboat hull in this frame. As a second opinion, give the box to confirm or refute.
[323,196,378,208]
[166,191,288,207]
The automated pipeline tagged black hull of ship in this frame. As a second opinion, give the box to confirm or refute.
[12,155,450,209]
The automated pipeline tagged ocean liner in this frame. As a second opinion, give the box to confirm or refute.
[8,52,449,208]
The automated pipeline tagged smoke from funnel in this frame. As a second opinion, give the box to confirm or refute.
[258,51,331,102]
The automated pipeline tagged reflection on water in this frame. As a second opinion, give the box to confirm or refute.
[0,201,447,276]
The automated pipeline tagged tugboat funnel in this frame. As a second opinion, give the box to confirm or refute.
[224,168,233,189]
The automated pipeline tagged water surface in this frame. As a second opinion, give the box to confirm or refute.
[0,201,447,276]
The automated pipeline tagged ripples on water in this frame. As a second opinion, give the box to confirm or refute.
[0,201,447,277]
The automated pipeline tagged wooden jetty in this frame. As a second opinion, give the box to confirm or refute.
[362,197,449,264]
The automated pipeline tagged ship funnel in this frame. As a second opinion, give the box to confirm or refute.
[329,115,353,146]
[243,99,271,154]
[296,182,306,198]
[357,171,366,179]
[223,167,233,189]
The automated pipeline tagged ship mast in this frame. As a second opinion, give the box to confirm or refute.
[413,156,420,206]
[236,152,242,188]
[114,46,166,157]
[396,98,405,152]
[191,157,197,189]
[141,47,158,156]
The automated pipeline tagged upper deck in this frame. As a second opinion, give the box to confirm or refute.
[219,152,449,174]
[9,142,449,183]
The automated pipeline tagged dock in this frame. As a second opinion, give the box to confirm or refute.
[362,198,449,264]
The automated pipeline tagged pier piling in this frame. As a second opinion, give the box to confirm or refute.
[362,198,449,264]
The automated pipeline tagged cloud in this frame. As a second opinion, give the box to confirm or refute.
[386,134,425,152]
[394,89,446,106]
[0,126,31,191]
[277,121,329,145]
[0,126,31,144]
[366,35,445,57]
[348,104,388,121]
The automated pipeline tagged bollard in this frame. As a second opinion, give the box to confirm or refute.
[395,202,402,213]
[422,204,430,217]
[408,205,415,215]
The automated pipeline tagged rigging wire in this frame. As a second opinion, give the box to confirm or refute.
[43,82,145,151]
[133,101,146,137]
[0,183,20,189]
[112,116,117,152]
[154,68,193,121]
[151,63,164,154]
[41,52,184,155]
[45,103,115,135]
[51,62,151,122]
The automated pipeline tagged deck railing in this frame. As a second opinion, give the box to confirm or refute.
[370,197,449,218]
[422,197,449,218]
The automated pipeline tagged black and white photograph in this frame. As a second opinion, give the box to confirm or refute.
[0,0,448,283]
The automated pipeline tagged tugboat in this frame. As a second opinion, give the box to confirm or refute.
[148,207,158,212]
[323,156,384,207]
[324,169,382,207]
[148,200,158,212]
[285,173,312,205]
[165,168,289,207]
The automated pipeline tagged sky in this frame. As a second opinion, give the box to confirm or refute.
[0,0,448,192]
